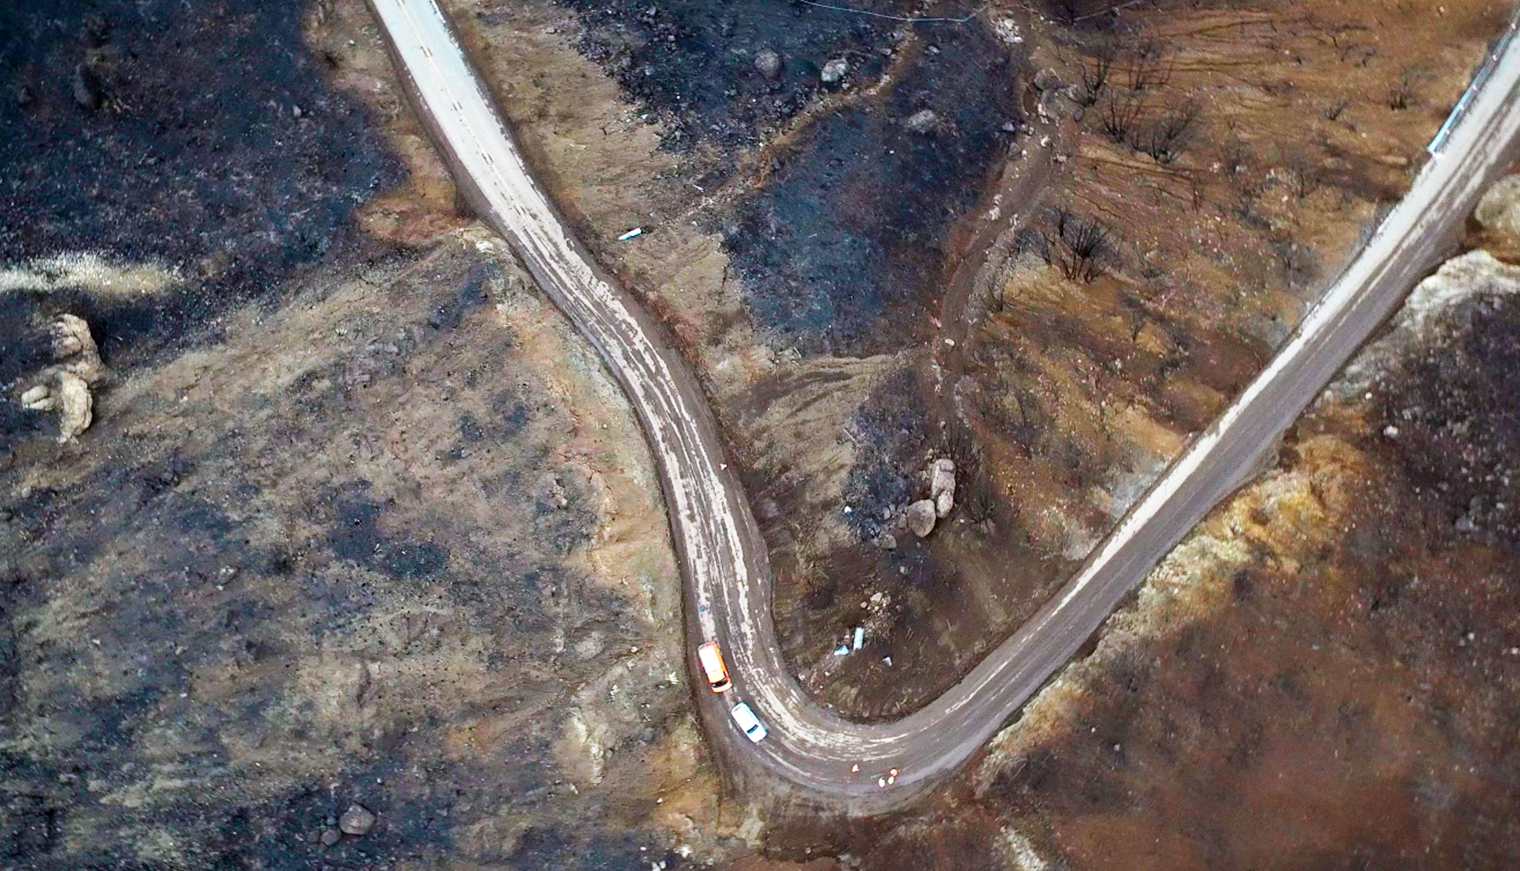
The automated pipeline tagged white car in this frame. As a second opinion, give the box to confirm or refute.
[729,702,768,743]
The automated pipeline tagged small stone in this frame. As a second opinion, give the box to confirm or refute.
[904,500,937,538]
[292,104,304,118]
[754,48,781,81]
[1033,67,1063,92]
[1000,120,1017,133]
[1383,425,1399,438]
[338,804,375,836]
[821,57,849,85]
[320,829,342,847]
[872,532,897,550]
[904,109,938,134]
[573,633,605,661]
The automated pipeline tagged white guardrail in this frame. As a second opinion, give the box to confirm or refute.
[1429,12,1520,153]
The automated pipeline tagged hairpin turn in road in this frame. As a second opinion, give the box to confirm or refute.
[364,0,1520,812]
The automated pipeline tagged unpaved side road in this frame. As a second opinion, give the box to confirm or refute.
[364,0,1520,814]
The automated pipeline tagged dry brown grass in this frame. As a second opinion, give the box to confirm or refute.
[962,0,1509,563]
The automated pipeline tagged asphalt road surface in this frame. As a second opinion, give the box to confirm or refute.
[365,0,1520,812]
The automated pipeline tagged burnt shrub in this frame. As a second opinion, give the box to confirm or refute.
[841,369,931,540]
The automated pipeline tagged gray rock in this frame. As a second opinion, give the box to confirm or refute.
[904,109,938,134]
[1033,67,1063,92]
[320,829,342,846]
[1475,174,1520,240]
[72,63,102,111]
[338,804,376,836]
[930,458,956,518]
[904,500,937,538]
[573,632,605,661]
[754,48,782,81]
[872,532,898,550]
[821,57,849,85]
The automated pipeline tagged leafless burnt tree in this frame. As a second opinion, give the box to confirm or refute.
[1127,39,1171,93]
[1387,67,1418,110]
[1220,134,1250,177]
[1281,147,1323,200]
[1136,98,1201,164]
[1051,207,1115,283]
[1098,88,1146,144]
[1076,40,1115,108]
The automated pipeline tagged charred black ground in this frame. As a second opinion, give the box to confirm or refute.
[0,0,398,378]
[553,0,1021,353]
[722,22,1021,353]
[841,368,932,542]
[1376,289,1520,551]
[553,0,912,148]
[0,248,685,870]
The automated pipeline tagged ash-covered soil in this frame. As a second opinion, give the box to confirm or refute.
[0,240,714,870]
[554,0,1021,352]
[720,24,1019,352]
[555,0,902,149]
[0,0,398,377]
[1376,289,1520,551]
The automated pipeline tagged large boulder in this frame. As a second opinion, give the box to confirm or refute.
[821,58,849,86]
[904,499,938,538]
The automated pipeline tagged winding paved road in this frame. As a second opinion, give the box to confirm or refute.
[365,0,1520,812]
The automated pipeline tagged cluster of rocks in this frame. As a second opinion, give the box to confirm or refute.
[19,314,103,443]
[317,804,377,847]
[749,47,851,88]
[873,458,956,548]
[1033,66,1082,124]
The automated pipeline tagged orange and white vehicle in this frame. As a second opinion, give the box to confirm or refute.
[696,641,732,693]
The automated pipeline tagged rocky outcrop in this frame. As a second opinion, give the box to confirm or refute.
[17,314,104,443]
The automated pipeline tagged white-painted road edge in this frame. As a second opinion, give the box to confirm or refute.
[366,0,1520,812]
